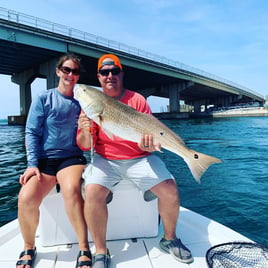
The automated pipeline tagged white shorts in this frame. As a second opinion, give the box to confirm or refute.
[83,153,174,197]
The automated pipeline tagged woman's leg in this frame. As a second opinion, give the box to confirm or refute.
[57,165,90,259]
[17,173,56,267]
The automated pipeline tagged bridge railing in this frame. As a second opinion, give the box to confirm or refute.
[0,7,263,99]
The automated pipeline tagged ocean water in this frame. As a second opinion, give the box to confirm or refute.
[0,117,267,246]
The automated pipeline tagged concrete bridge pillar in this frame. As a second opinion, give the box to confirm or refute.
[165,81,194,112]
[222,97,227,107]
[203,99,211,111]
[11,68,37,116]
[10,57,59,118]
[194,100,201,113]
[224,96,232,107]
[168,84,180,112]
[229,95,234,104]
[159,82,192,113]
[39,58,58,89]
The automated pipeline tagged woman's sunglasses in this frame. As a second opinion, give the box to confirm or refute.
[60,66,80,76]
[99,67,121,76]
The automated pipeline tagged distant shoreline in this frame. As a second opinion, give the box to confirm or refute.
[2,107,268,124]
[212,106,268,117]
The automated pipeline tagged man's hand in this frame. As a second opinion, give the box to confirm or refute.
[78,112,92,133]
[138,134,162,152]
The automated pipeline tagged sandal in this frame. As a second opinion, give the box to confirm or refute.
[159,237,193,263]
[76,250,92,268]
[93,249,111,268]
[16,247,37,267]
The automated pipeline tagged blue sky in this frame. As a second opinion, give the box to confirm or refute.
[1,0,268,118]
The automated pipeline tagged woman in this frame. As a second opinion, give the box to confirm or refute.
[16,53,91,268]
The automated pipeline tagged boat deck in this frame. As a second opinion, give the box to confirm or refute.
[0,208,252,268]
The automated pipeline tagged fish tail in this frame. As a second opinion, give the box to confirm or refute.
[185,149,222,183]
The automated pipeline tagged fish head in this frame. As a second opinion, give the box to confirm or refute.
[74,84,105,121]
[73,84,93,103]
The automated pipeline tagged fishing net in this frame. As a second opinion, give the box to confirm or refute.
[206,241,268,268]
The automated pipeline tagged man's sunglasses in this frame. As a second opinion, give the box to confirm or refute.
[99,67,121,76]
[60,66,80,75]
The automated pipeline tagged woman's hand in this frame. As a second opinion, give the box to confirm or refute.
[19,167,41,185]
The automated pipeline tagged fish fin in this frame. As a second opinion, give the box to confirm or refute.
[91,115,101,125]
[185,149,222,183]
[102,128,115,140]
[154,144,163,153]
[94,114,116,140]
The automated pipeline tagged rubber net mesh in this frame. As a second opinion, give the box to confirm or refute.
[206,242,268,268]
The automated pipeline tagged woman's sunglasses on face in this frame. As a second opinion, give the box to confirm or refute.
[99,67,121,76]
[60,66,80,76]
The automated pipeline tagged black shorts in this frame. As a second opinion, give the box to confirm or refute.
[38,155,87,176]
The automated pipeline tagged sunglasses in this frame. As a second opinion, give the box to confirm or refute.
[99,67,121,76]
[60,66,80,75]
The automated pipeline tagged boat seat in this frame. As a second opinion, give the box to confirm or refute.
[39,180,159,246]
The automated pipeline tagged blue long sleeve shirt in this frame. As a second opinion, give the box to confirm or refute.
[25,88,83,167]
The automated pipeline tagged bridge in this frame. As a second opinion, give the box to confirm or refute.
[0,7,264,123]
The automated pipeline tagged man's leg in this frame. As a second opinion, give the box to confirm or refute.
[150,179,193,263]
[150,179,179,240]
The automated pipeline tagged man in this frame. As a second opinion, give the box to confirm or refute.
[77,54,193,268]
